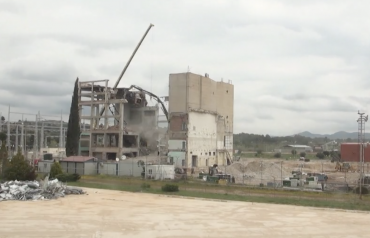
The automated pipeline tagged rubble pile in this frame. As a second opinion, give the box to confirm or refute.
[0,178,85,201]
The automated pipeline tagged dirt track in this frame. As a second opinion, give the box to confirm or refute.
[1,188,369,238]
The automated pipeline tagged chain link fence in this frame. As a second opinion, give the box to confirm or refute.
[37,159,370,194]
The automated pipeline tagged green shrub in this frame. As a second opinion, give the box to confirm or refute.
[3,150,36,181]
[273,152,281,158]
[50,162,63,179]
[316,152,325,159]
[141,183,151,189]
[299,152,306,157]
[56,173,81,182]
[161,184,179,192]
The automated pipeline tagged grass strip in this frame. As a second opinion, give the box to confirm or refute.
[69,181,370,212]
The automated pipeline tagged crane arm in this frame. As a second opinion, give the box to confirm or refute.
[124,85,169,122]
[99,23,154,120]
[114,23,154,89]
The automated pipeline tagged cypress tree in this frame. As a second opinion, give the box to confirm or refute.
[66,78,81,157]
[0,132,8,176]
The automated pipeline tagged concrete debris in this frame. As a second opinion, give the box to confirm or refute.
[0,179,85,202]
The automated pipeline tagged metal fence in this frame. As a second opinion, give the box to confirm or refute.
[38,160,370,193]
[215,160,370,191]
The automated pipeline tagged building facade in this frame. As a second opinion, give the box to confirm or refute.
[167,72,234,170]
[78,79,161,161]
[341,143,370,162]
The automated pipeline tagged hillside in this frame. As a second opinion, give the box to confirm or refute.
[297,131,370,140]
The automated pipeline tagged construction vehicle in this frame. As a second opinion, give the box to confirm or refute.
[198,164,235,184]
[335,161,353,172]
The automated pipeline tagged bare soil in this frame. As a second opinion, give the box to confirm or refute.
[1,188,369,237]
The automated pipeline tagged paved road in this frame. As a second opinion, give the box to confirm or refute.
[0,188,369,237]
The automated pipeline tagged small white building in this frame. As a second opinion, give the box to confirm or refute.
[146,165,175,180]
[282,145,313,153]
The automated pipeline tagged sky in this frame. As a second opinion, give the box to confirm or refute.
[1,0,370,136]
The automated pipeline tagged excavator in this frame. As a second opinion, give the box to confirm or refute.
[335,161,352,172]
[331,151,356,172]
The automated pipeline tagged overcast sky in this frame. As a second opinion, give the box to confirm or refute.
[1,0,370,136]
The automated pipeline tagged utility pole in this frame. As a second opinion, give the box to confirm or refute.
[357,111,368,199]
[15,125,18,151]
[7,105,11,156]
[20,114,24,157]
[40,119,44,148]
[260,161,263,186]
[60,111,63,149]
[33,113,39,166]
[281,161,283,187]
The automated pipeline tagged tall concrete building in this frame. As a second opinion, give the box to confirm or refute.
[167,72,234,171]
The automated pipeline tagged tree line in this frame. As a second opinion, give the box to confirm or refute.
[233,133,348,151]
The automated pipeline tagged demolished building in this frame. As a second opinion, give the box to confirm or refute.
[167,72,234,171]
[78,79,168,160]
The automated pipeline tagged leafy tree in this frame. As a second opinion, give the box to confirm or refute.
[50,162,63,178]
[316,152,325,159]
[66,78,81,157]
[1,116,5,122]
[323,151,330,157]
[4,149,36,181]
[299,152,306,158]
[291,149,297,156]
[0,132,6,142]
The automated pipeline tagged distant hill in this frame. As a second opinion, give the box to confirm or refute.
[297,131,370,140]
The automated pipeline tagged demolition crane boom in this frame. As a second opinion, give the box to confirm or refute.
[99,23,154,118]
[114,23,154,88]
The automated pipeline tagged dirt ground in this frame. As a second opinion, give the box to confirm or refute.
[1,188,370,238]
[221,158,369,186]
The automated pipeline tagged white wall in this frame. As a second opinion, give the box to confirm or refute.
[84,163,98,175]
[168,140,186,150]
[37,161,53,173]
[99,163,117,176]
[187,112,223,167]
[118,161,143,177]
[167,151,186,167]
[147,165,175,180]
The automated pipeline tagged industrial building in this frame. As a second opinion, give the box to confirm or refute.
[340,143,370,162]
[281,145,313,153]
[167,72,234,171]
[78,79,166,161]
